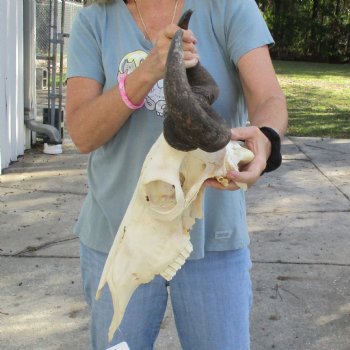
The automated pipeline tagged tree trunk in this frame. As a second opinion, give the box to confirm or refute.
[310,0,320,57]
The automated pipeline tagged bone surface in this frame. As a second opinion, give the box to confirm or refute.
[96,135,254,341]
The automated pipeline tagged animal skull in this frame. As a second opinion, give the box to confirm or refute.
[96,134,254,341]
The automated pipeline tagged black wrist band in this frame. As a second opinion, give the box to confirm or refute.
[259,126,282,174]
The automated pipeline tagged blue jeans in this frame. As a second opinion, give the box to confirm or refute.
[80,242,253,350]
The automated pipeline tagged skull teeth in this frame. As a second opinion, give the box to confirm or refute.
[160,241,193,281]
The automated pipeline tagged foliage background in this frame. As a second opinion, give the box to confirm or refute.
[256,0,350,63]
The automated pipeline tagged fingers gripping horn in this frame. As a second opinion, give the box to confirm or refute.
[163,10,231,153]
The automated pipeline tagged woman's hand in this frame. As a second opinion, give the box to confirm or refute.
[205,126,271,191]
[205,45,288,192]
[227,126,271,187]
[144,24,199,82]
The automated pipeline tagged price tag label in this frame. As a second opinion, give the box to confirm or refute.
[106,342,130,350]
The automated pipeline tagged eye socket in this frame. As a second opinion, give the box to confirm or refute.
[144,180,177,211]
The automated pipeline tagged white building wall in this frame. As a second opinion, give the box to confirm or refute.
[0,0,25,173]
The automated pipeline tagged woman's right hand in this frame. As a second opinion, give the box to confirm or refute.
[144,24,199,83]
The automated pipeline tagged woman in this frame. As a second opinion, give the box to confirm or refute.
[66,0,288,349]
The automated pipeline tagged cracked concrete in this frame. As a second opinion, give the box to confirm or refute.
[0,136,349,350]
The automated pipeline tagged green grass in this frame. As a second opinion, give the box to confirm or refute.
[273,60,350,138]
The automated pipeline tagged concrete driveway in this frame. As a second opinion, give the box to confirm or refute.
[1,136,349,349]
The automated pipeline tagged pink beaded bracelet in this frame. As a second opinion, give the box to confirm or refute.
[118,72,145,110]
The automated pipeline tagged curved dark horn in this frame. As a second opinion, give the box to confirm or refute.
[163,10,231,153]
[177,9,193,29]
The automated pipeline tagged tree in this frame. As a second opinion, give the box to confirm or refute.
[255,0,350,62]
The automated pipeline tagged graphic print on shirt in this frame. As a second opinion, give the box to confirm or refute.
[118,50,166,117]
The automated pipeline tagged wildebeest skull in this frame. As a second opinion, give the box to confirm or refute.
[96,10,254,342]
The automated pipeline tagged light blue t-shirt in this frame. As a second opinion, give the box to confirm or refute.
[67,0,273,259]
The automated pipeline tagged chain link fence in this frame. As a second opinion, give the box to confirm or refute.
[36,2,51,59]
[36,0,83,69]
[35,0,82,129]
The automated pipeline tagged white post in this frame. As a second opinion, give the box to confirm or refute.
[23,0,37,149]
[0,0,24,172]
[0,0,9,173]
[8,0,25,161]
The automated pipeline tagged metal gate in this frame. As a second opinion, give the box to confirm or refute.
[35,0,82,141]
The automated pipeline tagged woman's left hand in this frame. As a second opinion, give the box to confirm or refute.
[205,126,271,191]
